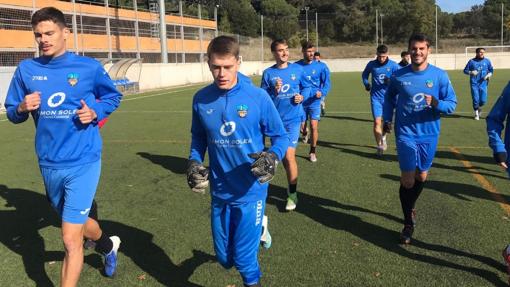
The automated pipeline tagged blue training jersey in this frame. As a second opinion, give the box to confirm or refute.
[362,59,400,98]
[486,82,510,161]
[294,59,331,107]
[189,77,289,203]
[383,64,457,139]
[260,63,312,124]
[463,57,494,85]
[5,52,122,168]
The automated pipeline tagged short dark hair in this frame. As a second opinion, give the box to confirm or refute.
[408,33,431,49]
[401,51,410,57]
[376,45,388,54]
[207,36,240,60]
[476,47,485,53]
[31,7,67,27]
[271,39,287,52]
[301,41,314,51]
[314,51,321,57]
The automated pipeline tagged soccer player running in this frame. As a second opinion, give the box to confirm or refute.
[261,39,311,211]
[295,41,331,162]
[398,51,411,68]
[4,7,122,286]
[313,51,328,116]
[362,44,400,156]
[383,33,457,245]
[187,36,289,287]
[464,47,494,120]
[486,83,510,281]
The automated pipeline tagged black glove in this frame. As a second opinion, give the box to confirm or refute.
[494,152,507,164]
[383,122,392,134]
[249,151,278,183]
[186,160,209,193]
[365,84,371,92]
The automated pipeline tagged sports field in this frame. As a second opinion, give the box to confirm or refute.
[1,69,510,286]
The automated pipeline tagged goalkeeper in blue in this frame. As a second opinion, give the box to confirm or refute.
[295,41,331,163]
[486,83,510,283]
[362,44,400,156]
[187,36,289,287]
[261,39,311,211]
[486,83,510,177]
[464,47,494,120]
[4,7,122,286]
[383,34,457,245]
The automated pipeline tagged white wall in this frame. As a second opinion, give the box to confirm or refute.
[2,53,510,107]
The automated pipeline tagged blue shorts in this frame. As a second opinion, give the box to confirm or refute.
[284,121,301,148]
[40,160,101,224]
[211,199,265,286]
[304,104,321,121]
[370,96,384,119]
[396,137,438,172]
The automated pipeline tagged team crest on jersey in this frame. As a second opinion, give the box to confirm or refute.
[237,104,248,118]
[291,74,296,81]
[67,73,79,86]
[426,80,433,88]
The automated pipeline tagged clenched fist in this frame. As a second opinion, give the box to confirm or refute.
[17,91,41,113]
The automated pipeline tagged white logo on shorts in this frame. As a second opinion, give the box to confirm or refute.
[79,208,90,215]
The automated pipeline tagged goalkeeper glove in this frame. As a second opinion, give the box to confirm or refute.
[484,72,492,81]
[364,84,371,92]
[186,160,209,194]
[494,152,507,165]
[383,122,392,134]
[470,70,479,76]
[249,151,278,184]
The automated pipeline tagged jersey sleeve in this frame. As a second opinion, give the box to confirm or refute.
[463,60,471,75]
[488,59,494,74]
[299,69,312,101]
[319,64,331,98]
[486,83,510,154]
[92,65,123,121]
[189,95,207,163]
[5,66,30,124]
[434,71,457,114]
[361,62,371,88]
[259,90,289,160]
[382,74,398,122]
[260,70,274,97]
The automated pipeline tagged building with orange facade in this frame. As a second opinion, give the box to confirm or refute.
[0,0,216,65]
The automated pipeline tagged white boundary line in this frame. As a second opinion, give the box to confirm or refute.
[121,87,198,102]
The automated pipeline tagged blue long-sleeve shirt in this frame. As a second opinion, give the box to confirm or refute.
[189,78,289,203]
[294,59,331,107]
[463,57,494,85]
[487,82,510,162]
[383,64,457,140]
[362,59,400,99]
[5,52,122,168]
[260,63,311,124]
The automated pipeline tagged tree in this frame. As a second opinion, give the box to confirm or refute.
[260,0,300,40]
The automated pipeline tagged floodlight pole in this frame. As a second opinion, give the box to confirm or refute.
[214,5,218,37]
[315,12,319,51]
[305,6,309,42]
[261,14,264,63]
[502,2,505,50]
[380,13,384,45]
[435,5,438,53]
[375,9,378,46]
[159,0,168,63]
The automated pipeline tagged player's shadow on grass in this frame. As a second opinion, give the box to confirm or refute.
[316,140,398,161]
[380,173,510,205]
[137,152,188,174]
[0,185,214,287]
[322,114,373,123]
[444,113,481,120]
[266,184,507,286]
[435,150,499,166]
